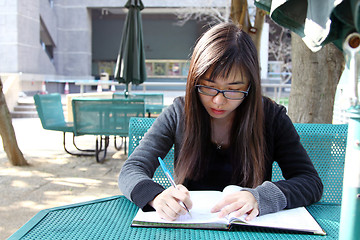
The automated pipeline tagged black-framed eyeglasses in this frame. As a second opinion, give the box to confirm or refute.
[195,84,250,100]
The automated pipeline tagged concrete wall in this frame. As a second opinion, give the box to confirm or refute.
[0,0,19,73]
[0,0,56,75]
[53,2,92,77]
[18,0,56,74]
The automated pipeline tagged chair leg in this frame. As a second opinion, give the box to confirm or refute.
[124,137,127,155]
[63,132,94,156]
[105,136,110,149]
[95,136,109,163]
[72,134,95,152]
[114,136,124,151]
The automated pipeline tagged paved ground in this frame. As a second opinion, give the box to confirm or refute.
[0,118,128,239]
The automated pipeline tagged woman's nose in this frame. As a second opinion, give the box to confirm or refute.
[212,92,227,105]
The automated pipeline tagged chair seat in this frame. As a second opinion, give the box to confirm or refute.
[45,122,74,132]
[145,105,163,113]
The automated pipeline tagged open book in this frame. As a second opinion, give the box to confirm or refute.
[132,185,326,235]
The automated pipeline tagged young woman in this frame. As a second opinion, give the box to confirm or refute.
[119,22,323,221]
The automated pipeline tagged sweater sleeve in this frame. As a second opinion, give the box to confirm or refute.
[118,97,184,210]
[265,99,324,209]
[243,181,287,216]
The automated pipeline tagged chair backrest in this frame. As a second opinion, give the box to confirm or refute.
[128,117,173,188]
[72,98,145,136]
[33,93,67,131]
[112,92,129,99]
[113,92,164,115]
[128,118,348,203]
[113,92,163,105]
[272,123,348,204]
[133,93,164,106]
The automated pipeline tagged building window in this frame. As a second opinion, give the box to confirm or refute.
[40,17,55,61]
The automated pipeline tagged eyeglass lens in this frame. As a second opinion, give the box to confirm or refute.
[197,86,246,99]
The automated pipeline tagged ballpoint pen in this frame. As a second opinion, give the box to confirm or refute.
[158,157,191,216]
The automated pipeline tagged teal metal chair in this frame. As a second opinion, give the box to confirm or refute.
[128,117,348,205]
[128,117,175,188]
[272,124,348,204]
[113,92,164,117]
[34,93,94,156]
[72,98,145,162]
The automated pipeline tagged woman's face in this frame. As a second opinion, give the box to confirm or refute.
[197,68,250,122]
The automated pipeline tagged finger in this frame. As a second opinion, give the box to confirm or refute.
[175,184,191,200]
[157,205,177,221]
[211,201,224,213]
[232,203,253,218]
[211,197,234,213]
[245,208,259,221]
[171,186,193,210]
[176,184,189,193]
[211,193,244,213]
[218,202,244,218]
[158,200,186,221]
[167,198,188,216]
[152,190,187,220]
[182,198,193,211]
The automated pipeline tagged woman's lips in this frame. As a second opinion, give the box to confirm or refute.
[211,108,225,115]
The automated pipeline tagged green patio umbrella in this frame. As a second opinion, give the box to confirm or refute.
[114,0,147,96]
[255,0,360,52]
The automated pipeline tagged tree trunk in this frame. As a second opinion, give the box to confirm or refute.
[230,0,250,30]
[251,7,266,54]
[0,78,28,166]
[230,0,265,55]
[288,33,345,123]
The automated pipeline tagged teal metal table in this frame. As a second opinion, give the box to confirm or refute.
[9,195,340,240]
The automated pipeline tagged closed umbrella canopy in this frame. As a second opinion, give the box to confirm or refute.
[114,0,147,95]
[255,0,360,52]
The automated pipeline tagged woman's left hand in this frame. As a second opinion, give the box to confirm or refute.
[210,191,259,221]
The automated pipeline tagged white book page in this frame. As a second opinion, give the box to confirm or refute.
[230,207,325,235]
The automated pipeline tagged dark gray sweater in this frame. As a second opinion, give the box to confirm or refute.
[118,96,323,215]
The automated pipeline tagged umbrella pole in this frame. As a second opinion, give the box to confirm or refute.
[124,83,129,98]
[339,33,360,240]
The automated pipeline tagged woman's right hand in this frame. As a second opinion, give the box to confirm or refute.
[149,184,192,221]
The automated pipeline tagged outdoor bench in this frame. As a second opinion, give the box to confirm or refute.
[72,98,145,162]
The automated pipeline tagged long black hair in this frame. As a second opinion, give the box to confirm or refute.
[176,22,265,188]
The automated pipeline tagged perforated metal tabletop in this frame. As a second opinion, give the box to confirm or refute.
[9,195,340,240]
